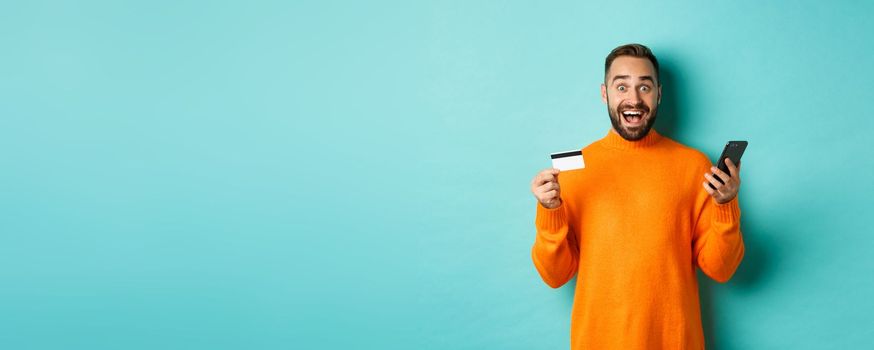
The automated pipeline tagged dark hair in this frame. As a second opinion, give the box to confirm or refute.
[604,43,660,85]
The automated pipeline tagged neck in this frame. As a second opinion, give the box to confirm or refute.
[602,127,663,150]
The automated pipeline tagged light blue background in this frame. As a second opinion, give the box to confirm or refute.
[2,1,873,349]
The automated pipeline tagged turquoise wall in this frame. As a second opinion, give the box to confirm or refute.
[3,1,873,349]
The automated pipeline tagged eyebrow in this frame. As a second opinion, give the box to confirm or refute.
[611,75,656,84]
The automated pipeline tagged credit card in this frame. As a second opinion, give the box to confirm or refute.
[551,150,585,171]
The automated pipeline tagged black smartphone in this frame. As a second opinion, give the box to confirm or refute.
[709,141,748,189]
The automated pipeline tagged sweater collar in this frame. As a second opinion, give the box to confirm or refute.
[600,127,663,150]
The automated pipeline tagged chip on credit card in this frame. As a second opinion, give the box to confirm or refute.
[550,150,585,171]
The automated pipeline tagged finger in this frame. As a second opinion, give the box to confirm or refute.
[537,181,559,193]
[536,175,555,188]
[531,176,543,190]
[702,181,716,195]
[541,169,557,183]
[710,166,730,184]
[536,183,557,197]
[543,189,558,201]
[533,171,555,187]
[704,173,723,190]
[725,158,740,178]
[548,168,560,183]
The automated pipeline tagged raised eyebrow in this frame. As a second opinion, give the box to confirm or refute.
[611,75,630,83]
[611,75,655,85]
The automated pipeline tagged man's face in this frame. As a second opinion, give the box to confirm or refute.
[601,56,662,141]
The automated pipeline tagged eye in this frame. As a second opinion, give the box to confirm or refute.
[617,85,626,92]
[640,85,650,92]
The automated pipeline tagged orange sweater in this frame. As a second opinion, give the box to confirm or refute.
[532,129,744,350]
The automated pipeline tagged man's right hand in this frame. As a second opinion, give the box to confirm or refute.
[531,168,562,209]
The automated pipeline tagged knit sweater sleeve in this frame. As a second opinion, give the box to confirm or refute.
[692,191,745,283]
[531,201,579,288]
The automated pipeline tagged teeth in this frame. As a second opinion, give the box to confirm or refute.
[622,111,642,116]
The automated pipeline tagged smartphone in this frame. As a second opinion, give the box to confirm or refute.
[709,141,748,189]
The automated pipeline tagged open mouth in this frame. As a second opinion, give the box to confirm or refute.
[621,109,646,126]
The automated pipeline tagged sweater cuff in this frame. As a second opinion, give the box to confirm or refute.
[713,196,741,223]
[536,201,568,231]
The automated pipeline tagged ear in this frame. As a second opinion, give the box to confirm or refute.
[600,84,608,104]
[657,84,662,105]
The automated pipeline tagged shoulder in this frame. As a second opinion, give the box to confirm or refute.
[659,135,712,170]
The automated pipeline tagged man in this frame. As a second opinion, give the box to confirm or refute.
[529,43,744,349]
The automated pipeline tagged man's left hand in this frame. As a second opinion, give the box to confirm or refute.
[702,158,741,204]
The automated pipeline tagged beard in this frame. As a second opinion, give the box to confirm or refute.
[607,98,658,141]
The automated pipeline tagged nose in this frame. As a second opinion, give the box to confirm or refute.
[628,89,642,104]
